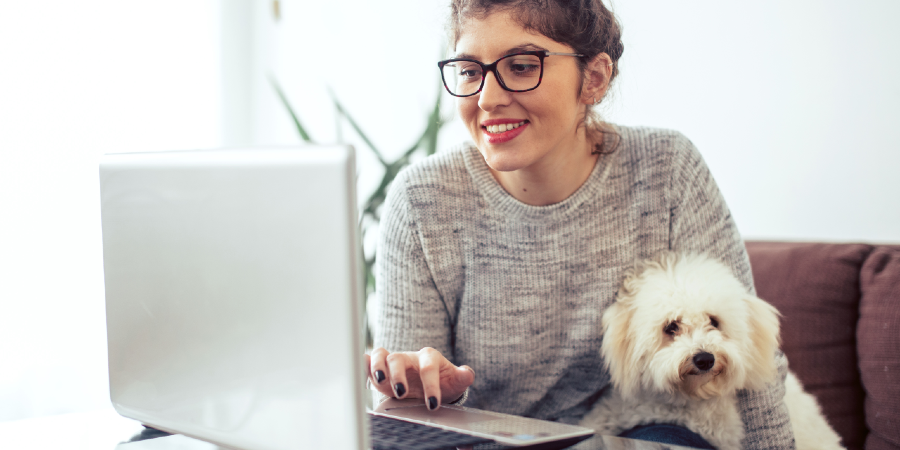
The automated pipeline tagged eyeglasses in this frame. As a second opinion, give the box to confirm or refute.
[437,50,584,97]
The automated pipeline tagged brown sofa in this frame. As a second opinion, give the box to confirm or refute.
[745,241,900,450]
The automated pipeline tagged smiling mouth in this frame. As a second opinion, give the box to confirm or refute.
[483,120,528,135]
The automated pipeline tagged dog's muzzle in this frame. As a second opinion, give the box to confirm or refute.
[693,352,715,372]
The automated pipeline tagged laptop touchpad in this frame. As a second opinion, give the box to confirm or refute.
[383,404,502,427]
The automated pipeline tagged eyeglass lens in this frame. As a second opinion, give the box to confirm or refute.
[441,53,542,96]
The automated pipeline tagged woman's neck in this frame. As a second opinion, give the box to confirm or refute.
[489,137,599,206]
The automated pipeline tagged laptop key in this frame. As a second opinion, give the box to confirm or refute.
[369,414,493,450]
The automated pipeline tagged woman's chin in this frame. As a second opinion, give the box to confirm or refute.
[484,158,526,173]
[479,148,533,173]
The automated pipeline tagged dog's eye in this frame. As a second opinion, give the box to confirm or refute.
[664,322,679,336]
[710,317,719,328]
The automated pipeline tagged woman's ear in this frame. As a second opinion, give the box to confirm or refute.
[580,52,613,105]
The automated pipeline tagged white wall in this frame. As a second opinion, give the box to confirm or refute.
[607,0,900,243]
[1,0,897,425]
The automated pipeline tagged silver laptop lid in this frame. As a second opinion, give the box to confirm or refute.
[100,146,366,450]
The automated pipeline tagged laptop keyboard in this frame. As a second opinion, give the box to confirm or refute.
[369,414,493,450]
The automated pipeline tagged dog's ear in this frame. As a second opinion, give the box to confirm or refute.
[741,295,782,389]
[601,294,640,396]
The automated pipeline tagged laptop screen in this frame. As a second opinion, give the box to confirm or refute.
[100,146,367,450]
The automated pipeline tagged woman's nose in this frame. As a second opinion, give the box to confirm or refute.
[477,71,512,112]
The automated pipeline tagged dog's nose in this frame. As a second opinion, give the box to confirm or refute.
[693,352,715,371]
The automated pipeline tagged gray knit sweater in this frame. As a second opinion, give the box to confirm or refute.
[373,125,795,449]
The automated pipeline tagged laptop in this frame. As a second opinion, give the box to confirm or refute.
[99,145,594,450]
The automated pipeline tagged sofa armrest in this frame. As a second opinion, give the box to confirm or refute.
[746,241,870,449]
[857,247,900,450]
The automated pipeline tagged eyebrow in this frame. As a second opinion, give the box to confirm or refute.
[454,43,549,60]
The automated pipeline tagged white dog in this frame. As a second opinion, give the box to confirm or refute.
[580,253,844,450]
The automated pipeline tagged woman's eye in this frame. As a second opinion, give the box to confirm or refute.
[501,56,541,78]
[664,322,679,336]
[508,63,540,76]
[710,317,719,328]
[457,66,482,80]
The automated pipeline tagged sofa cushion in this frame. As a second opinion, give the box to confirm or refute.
[746,241,870,450]
[858,246,900,450]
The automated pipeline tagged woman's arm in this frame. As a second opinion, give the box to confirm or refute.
[374,169,453,355]
[369,169,472,407]
[668,135,796,450]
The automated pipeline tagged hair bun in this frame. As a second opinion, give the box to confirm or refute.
[610,40,624,62]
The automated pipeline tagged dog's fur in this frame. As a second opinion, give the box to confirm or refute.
[580,253,844,450]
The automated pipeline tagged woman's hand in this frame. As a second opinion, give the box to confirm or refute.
[365,347,474,410]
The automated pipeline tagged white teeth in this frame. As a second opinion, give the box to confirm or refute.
[485,121,525,134]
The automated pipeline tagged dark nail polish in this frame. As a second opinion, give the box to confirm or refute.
[394,383,406,398]
[428,396,438,410]
[374,370,385,383]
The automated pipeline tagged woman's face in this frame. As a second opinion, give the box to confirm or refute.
[454,11,588,174]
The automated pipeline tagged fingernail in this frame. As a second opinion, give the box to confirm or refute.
[394,383,406,398]
[428,396,438,410]
[374,370,385,383]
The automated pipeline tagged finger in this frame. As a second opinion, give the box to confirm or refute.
[386,352,411,399]
[441,365,475,403]
[369,347,389,386]
[417,348,442,410]
[455,365,476,387]
[369,348,396,398]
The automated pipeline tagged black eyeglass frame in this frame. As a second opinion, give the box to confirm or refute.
[437,50,585,98]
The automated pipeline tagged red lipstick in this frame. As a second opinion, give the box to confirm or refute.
[481,119,529,144]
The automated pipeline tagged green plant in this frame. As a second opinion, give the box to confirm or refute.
[271,77,446,319]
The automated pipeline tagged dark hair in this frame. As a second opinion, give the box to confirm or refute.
[447,0,624,153]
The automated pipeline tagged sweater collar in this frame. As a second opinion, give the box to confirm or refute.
[462,127,618,223]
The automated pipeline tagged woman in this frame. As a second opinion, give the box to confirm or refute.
[365,0,795,448]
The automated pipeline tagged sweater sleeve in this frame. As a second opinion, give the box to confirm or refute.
[668,136,796,450]
[372,169,454,359]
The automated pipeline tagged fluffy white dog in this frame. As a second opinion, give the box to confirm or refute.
[580,253,844,450]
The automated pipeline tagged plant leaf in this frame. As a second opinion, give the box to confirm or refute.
[329,89,387,166]
[270,75,313,142]
[361,83,447,222]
